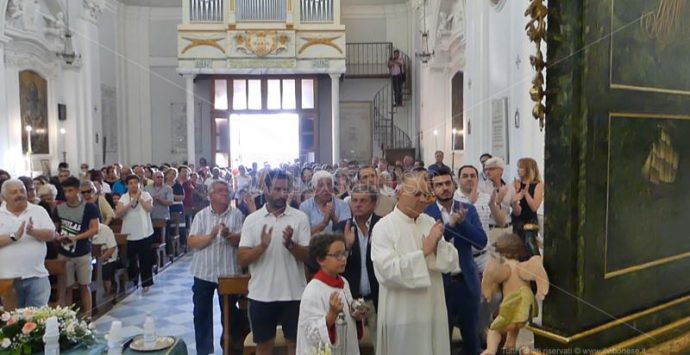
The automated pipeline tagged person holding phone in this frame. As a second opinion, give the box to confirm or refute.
[388,49,405,106]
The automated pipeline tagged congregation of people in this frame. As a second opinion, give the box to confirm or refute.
[0,150,545,355]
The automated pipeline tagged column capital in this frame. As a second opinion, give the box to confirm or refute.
[329,73,342,80]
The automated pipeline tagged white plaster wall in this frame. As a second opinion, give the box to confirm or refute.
[341,4,410,53]
[0,0,105,175]
[99,6,116,88]
[465,0,544,178]
[118,6,152,164]
[340,78,387,102]
[417,0,545,180]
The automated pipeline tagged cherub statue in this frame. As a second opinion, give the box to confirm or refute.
[45,12,66,38]
[7,0,24,25]
[480,233,549,355]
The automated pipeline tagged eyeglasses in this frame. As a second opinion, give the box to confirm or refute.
[326,251,351,260]
[80,190,93,195]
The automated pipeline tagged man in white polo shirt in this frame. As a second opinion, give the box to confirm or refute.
[0,179,56,307]
[239,169,311,355]
[188,180,247,355]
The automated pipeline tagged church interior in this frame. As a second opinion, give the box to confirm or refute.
[0,0,689,354]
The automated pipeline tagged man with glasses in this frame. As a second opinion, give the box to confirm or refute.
[145,172,174,255]
[188,180,248,355]
[18,176,39,204]
[371,171,459,355]
[238,170,311,355]
[80,180,114,225]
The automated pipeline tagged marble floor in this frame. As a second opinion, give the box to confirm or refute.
[93,254,223,354]
[92,252,536,355]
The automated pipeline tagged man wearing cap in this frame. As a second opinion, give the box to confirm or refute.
[479,157,514,242]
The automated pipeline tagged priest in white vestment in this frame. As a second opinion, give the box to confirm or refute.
[371,171,460,355]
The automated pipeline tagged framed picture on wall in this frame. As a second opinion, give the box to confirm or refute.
[490,97,510,164]
[40,159,51,177]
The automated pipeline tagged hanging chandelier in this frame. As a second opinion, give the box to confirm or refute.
[415,0,434,64]
[58,0,79,65]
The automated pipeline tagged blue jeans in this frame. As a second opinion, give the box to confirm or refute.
[192,277,246,355]
[15,276,51,308]
[445,274,481,355]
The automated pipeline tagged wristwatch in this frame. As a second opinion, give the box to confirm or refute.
[9,232,17,242]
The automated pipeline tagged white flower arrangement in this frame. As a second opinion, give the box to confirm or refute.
[313,341,333,355]
[0,306,95,354]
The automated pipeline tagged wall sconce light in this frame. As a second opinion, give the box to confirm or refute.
[514,109,520,128]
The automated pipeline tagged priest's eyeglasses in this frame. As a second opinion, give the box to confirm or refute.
[326,251,351,260]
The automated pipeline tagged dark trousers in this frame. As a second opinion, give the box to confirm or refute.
[392,74,404,106]
[445,274,481,355]
[193,277,246,355]
[127,236,154,287]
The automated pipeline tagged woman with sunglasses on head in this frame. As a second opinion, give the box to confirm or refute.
[80,180,114,226]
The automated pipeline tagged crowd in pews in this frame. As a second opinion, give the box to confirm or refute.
[0,151,545,355]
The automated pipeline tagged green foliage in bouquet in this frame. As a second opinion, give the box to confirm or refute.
[0,306,96,354]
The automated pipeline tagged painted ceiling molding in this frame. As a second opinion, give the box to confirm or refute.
[488,0,506,11]
[5,48,62,77]
[82,0,105,23]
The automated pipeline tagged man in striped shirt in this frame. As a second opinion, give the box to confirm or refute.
[188,180,247,355]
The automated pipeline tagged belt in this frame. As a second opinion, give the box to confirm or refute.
[473,250,487,258]
[489,222,512,229]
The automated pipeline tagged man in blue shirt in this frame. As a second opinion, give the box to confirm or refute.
[299,170,351,235]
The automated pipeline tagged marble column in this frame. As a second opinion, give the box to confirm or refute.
[185,74,196,166]
[330,73,340,164]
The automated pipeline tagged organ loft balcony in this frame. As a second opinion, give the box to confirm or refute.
[178,0,346,75]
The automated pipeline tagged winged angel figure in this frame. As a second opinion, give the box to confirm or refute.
[480,233,549,355]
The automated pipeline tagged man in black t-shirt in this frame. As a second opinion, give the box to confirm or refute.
[56,177,100,319]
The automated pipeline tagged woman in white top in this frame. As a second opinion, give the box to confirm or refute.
[297,234,368,355]
[234,165,252,195]
[115,175,154,292]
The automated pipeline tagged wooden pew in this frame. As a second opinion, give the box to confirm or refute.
[45,259,67,307]
[169,213,181,259]
[151,219,168,272]
[90,244,106,315]
[0,278,17,311]
[110,218,123,234]
[113,233,131,300]
[218,275,251,355]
